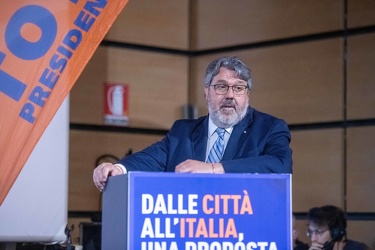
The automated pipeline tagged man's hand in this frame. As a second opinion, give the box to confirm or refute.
[93,162,123,191]
[308,242,325,250]
[175,159,224,173]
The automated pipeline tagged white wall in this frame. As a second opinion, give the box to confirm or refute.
[0,97,69,243]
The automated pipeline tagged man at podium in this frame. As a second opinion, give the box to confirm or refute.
[93,55,292,191]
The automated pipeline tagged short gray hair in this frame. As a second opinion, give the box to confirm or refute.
[204,56,252,89]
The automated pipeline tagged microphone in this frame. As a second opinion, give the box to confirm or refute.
[322,239,335,250]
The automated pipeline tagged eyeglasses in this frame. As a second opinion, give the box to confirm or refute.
[306,228,329,237]
[211,84,248,95]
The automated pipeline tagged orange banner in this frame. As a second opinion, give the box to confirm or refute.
[0,0,129,205]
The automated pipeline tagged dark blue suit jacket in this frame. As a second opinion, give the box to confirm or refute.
[119,106,292,173]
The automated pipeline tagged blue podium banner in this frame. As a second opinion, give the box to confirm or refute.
[127,172,292,250]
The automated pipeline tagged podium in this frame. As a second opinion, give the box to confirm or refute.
[103,172,292,250]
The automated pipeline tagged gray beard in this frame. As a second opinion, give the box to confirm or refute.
[208,100,248,128]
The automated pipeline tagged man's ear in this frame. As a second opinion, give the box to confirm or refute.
[204,86,208,100]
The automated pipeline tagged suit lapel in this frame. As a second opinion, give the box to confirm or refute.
[191,116,209,161]
[222,107,253,160]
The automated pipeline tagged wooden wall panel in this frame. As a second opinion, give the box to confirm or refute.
[190,39,343,124]
[70,47,107,125]
[348,0,375,28]
[290,129,344,211]
[67,217,92,245]
[191,1,342,50]
[294,218,310,246]
[347,127,375,212]
[105,0,189,50]
[70,47,189,129]
[347,34,375,120]
[69,131,164,211]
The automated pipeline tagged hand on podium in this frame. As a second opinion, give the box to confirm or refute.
[175,159,224,174]
[93,162,123,191]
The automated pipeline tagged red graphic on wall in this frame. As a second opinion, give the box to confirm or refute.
[104,82,129,126]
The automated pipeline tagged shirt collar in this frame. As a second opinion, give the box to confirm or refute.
[208,116,233,137]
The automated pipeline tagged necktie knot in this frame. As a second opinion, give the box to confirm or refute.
[216,128,225,139]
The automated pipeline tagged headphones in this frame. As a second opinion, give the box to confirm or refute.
[329,207,346,241]
[330,226,346,241]
[323,225,346,250]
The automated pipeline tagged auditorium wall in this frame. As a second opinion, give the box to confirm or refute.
[68,0,375,247]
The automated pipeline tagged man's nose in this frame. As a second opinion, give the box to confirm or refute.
[225,86,235,98]
[310,234,319,242]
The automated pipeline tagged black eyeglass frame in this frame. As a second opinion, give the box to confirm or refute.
[210,84,249,95]
[306,228,329,238]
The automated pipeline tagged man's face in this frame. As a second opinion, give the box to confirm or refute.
[307,222,331,246]
[204,67,249,128]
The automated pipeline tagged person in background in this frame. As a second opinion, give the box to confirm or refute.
[306,205,370,250]
[93,56,293,191]
[293,214,309,250]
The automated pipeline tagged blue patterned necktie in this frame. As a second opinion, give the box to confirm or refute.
[207,128,226,163]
